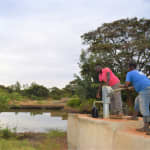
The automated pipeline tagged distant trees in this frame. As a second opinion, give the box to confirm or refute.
[49,87,63,100]
[0,81,75,101]
[8,81,21,93]
[23,83,49,99]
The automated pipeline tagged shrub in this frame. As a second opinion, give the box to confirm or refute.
[79,99,95,113]
[9,92,23,101]
[0,128,13,139]
[0,94,10,111]
[49,87,63,100]
[50,95,62,100]
[23,83,49,99]
[67,97,81,108]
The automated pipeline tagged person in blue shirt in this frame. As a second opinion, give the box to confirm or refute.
[124,61,150,133]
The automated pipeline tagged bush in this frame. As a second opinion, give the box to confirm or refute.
[67,97,81,108]
[0,94,10,111]
[49,87,63,100]
[51,95,62,100]
[0,128,13,139]
[9,92,23,101]
[23,83,49,99]
[79,99,95,113]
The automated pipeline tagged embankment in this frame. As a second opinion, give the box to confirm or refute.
[9,99,66,110]
[67,114,150,150]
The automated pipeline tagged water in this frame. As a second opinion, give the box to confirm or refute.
[0,110,67,133]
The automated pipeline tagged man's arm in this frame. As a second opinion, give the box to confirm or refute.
[106,72,110,85]
[125,81,131,87]
[120,81,131,88]
[96,83,102,98]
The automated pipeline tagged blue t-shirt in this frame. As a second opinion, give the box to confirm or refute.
[126,70,150,92]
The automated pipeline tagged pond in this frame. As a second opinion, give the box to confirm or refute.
[0,110,67,133]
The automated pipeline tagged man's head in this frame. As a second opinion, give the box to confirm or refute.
[95,65,102,73]
[128,61,137,71]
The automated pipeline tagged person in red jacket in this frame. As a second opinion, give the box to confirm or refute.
[96,66,123,116]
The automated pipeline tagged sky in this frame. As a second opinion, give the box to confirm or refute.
[0,0,150,88]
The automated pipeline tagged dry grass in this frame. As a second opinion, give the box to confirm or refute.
[0,131,67,150]
[9,98,69,109]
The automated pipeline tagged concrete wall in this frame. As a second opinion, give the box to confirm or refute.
[67,114,150,150]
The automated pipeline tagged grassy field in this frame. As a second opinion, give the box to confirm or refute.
[0,129,67,150]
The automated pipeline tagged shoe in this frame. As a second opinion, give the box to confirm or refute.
[136,127,150,132]
[146,132,150,135]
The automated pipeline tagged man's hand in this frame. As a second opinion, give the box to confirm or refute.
[96,92,100,99]
[119,84,125,88]
[119,84,134,90]
[127,86,134,90]
[120,82,131,88]
[96,83,102,99]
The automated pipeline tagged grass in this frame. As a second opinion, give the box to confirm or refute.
[0,129,67,150]
[0,139,35,150]
[47,129,66,137]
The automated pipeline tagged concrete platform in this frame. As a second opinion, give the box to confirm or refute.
[67,114,150,150]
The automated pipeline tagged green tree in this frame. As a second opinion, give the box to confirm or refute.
[49,87,63,100]
[77,18,150,102]
[8,81,21,92]
[23,83,49,99]
[81,18,150,82]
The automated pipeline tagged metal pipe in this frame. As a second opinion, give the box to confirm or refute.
[102,86,112,118]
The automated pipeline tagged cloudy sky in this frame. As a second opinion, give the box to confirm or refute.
[0,0,150,88]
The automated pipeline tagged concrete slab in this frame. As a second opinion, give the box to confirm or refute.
[67,114,150,150]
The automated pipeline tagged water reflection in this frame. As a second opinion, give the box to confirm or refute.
[0,110,67,133]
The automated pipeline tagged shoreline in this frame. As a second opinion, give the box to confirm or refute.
[8,98,82,113]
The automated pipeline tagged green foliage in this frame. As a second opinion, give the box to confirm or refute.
[62,82,76,98]
[29,95,42,100]
[0,130,66,150]
[49,87,63,100]
[75,18,150,107]
[79,99,95,112]
[8,81,21,93]
[0,128,14,139]
[47,129,66,138]
[23,83,49,99]
[0,139,34,150]
[67,97,96,113]
[81,18,150,81]
[64,75,97,100]
[67,96,81,108]
[0,92,10,111]
[9,92,23,101]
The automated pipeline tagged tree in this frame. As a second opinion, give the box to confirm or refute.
[80,18,150,82]
[24,83,49,99]
[62,82,76,97]
[8,81,21,92]
[70,75,96,99]
[49,87,63,100]
[76,18,150,104]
